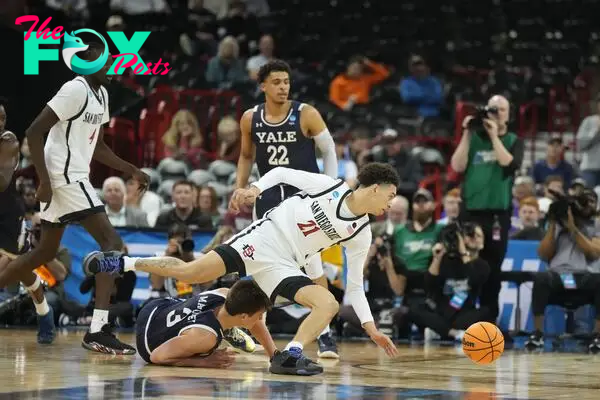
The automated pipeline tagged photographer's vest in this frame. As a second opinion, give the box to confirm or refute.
[464,132,517,210]
[393,221,443,271]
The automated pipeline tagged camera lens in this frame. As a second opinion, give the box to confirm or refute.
[180,239,195,252]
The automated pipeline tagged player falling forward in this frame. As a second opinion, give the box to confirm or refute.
[85,163,400,375]
[0,42,149,354]
[230,59,340,358]
[136,279,276,367]
[0,100,55,343]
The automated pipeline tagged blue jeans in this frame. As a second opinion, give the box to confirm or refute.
[581,170,600,188]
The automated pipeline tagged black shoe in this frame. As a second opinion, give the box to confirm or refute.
[317,331,339,359]
[525,330,544,350]
[589,333,600,354]
[83,251,124,276]
[269,348,323,376]
[82,325,136,355]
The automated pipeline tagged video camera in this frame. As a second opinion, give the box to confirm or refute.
[438,222,477,258]
[467,105,499,138]
[376,233,393,256]
[547,188,597,224]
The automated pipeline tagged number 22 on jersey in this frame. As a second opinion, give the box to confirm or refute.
[267,145,289,166]
[297,220,320,237]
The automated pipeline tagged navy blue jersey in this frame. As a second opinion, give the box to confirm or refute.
[136,291,225,363]
[251,101,319,217]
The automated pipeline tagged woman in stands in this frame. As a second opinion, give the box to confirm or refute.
[162,110,206,169]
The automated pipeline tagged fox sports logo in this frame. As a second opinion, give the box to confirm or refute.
[61,29,109,75]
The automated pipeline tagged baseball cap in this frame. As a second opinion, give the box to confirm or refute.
[571,177,587,189]
[548,133,563,145]
[413,188,433,202]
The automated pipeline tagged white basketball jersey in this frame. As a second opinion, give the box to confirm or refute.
[45,76,109,188]
[265,180,371,265]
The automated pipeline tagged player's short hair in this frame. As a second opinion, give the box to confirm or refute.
[81,41,105,61]
[357,162,399,188]
[225,279,272,316]
[257,59,291,83]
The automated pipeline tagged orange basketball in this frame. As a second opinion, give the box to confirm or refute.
[462,322,504,365]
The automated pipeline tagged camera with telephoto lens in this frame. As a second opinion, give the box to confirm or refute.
[376,233,392,256]
[467,105,499,137]
[167,223,195,255]
[547,188,597,224]
[180,238,195,253]
[439,222,476,258]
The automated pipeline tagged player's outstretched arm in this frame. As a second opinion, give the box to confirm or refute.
[0,132,19,192]
[150,329,235,368]
[25,106,59,188]
[247,317,277,358]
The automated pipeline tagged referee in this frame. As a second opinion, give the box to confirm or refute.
[450,95,524,325]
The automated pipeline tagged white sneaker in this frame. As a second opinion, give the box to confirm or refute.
[424,328,441,342]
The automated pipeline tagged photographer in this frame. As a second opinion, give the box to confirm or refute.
[408,222,490,341]
[150,223,196,298]
[450,94,524,324]
[527,188,600,352]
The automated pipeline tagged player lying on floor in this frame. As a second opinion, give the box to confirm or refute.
[136,279,276,367]
[85,162,400,376]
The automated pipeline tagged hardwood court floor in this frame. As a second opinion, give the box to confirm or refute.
[0,329,599,399]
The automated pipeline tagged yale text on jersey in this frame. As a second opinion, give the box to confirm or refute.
[255,131,297,144]
[310,201,342,240]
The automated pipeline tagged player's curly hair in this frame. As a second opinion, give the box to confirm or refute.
[225,279,272,316]
[81,41,106,61]
[257,59,291,83]
[357,162,399,187]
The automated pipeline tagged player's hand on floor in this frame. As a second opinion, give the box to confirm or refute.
[36,181,53,203]
[202,349,236,369]
[370,330,399,358]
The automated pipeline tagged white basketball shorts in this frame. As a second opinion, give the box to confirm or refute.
[40,178,104,225]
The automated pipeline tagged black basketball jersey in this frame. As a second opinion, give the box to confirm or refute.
[251,101,319,217]
[144,291,225,356]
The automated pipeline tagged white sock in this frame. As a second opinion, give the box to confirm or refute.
[90,309,109,333]
[34,297,50,316]
[284,341,303,351]
[319,325,330,337]
[123,256,139,272]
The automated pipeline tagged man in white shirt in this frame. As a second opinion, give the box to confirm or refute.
[85,162,400,375]
[0,43,149,355]
[103,176,148,228]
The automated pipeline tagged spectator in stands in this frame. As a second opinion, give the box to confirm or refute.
[105,15,125,32]
[527,188,600,351]
[399,55,443,118]
[198,186,222,226]
[179,0,218,57]
[538,175,564,217]
[576,94,600,189]
[329,56,390,111]
[155,180,213,230]
[451,94,524,326]
[247,34,274,81]
[162,109,206,169]
[102,177,149,228]
[363,128,423,199]
[216,115,241,164]
[410,222,490,342]
[124,175,163,227]
[318,135,358,186]
[348,126,371,166]
[511,176,535,227]
[512,197,544,240]
[205,36,248,88]
[532,134,575,188]
[371,195,409,237]
[438,188,461,225]
[20,185,38,219]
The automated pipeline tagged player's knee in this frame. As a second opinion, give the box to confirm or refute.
[320,291,339,317]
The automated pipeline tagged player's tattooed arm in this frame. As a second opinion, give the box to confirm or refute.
[0,132,19,192]
[133,256,218,284]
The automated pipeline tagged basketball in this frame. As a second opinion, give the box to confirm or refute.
[462,322,505,365]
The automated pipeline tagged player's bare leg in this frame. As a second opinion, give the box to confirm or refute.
[79,213,135,355]
[0,224,64,344]
[305,254,339,359]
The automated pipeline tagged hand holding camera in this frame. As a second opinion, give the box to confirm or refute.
[432,243,446,259]
[483,118,499,137]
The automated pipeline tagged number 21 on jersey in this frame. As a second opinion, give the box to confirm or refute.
[267,145,289,166]
[297,220,320,236]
